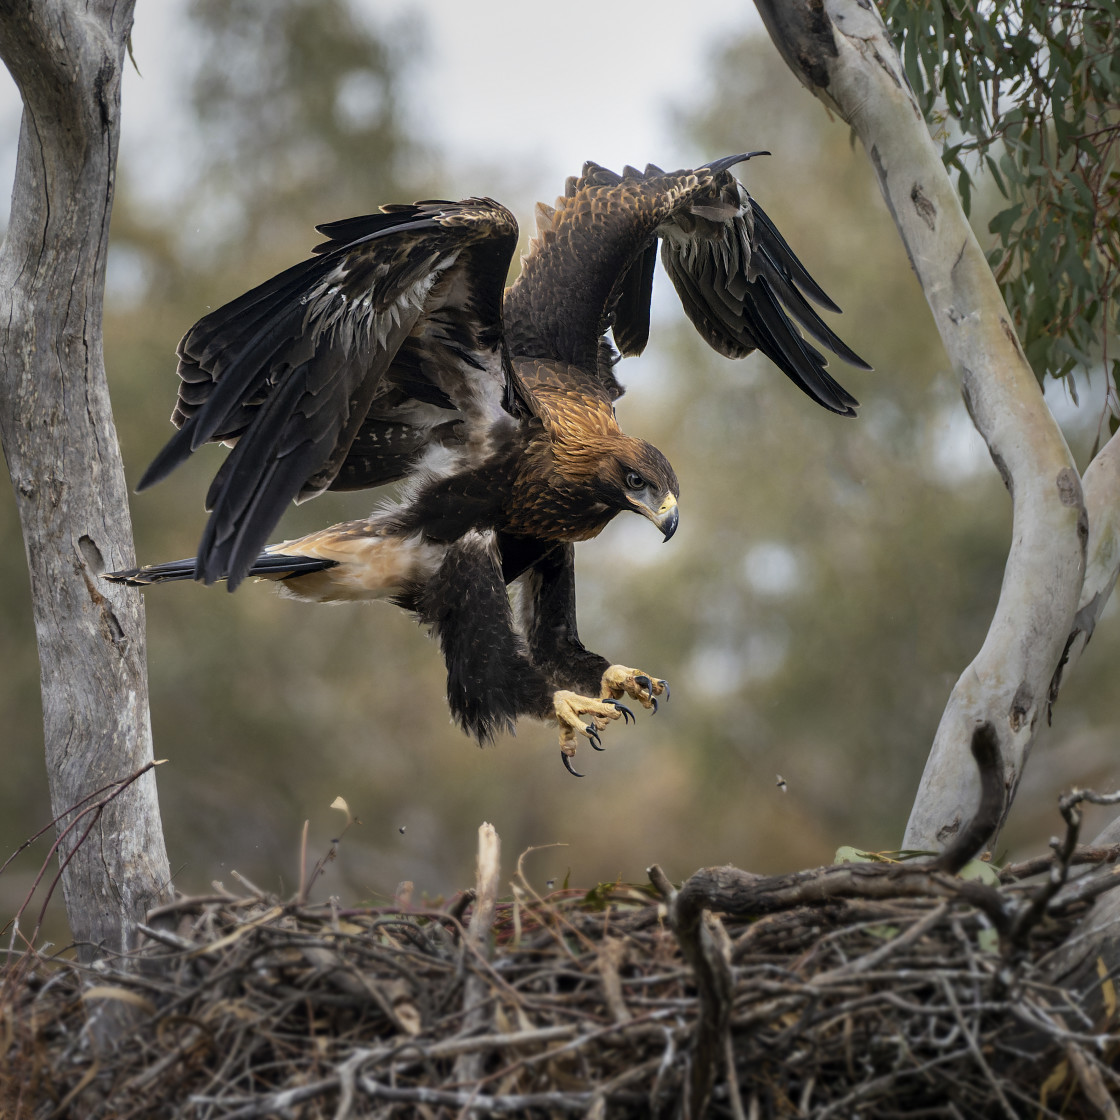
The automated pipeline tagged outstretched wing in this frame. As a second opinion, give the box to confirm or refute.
[138,198,521,588]
[503,154,868,415]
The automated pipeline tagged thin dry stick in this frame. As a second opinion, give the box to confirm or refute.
[301,805,360,902]
[1000,845,1120,884]
[513,842,599,961]
[359,1078,592,1114]
[453,822,501,1092]
[0,764,167,878]
[3,760,166,948]
[816,903,951,982]
[1066,1044,1120,1120]
[941,977,1018,1120]
[296,819,310,905]
[1014,787,1120,946]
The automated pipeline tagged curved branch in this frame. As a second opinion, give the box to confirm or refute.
[754,0,1087,850]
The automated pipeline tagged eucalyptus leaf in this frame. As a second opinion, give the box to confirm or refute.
[956,858,1001,887]
[883,0,1120,413]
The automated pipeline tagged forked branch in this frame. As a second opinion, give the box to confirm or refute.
[753,0,1088,850]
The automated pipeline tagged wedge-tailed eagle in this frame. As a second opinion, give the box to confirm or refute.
[108,154,868,775]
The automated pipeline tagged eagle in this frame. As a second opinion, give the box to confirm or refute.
[107,154,868,776]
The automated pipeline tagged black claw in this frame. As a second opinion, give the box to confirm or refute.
[561,751,584,777]
[604,699,634,724]
[660,680,670,701]
[635,674,652,694]
[585,723,605,750]
[650,697,659,715]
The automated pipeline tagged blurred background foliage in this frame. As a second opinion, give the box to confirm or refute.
[3,1,1120,937]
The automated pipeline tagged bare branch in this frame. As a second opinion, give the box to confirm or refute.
[453,822,501,1089]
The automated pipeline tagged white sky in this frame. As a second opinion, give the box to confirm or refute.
[368,0,762,188]
[1,1,762,216]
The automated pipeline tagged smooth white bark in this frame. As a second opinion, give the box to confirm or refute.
[1054,428,1120,690]
[753,0,1087,850]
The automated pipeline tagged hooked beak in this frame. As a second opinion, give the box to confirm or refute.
[650,493,679,542]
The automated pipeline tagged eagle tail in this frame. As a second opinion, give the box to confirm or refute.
[104,552,336,588]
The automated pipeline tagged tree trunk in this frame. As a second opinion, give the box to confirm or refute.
[752,0,1089,853]
[0,0,171,959]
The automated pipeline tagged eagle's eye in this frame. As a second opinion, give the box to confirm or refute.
[624,470,646,491]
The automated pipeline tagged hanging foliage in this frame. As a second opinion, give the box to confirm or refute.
[883,1,1120,411]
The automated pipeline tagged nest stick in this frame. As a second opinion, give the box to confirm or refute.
[453,822,502,1090]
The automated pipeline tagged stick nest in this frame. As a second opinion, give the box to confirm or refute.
[5,840,1120,1119]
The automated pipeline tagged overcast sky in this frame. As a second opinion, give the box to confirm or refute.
[367,0,762,187]
[2,1,763,214]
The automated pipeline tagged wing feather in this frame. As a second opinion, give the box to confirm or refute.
[140,198,519,586]
[505,155,868,414]
[660,206,861,415]
[609,239,658,357]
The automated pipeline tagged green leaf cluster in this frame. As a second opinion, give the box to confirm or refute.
[883,1,1120,411]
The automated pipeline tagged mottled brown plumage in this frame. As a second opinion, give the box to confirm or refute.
[502,358,676,542]
[108,156,868,770]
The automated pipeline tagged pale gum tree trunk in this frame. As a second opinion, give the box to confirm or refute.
[1042,435,1120,1010]
[754,0,1120,1010]
[752,0,1095,850]
[0,0,171,958]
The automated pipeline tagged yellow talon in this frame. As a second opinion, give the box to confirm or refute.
[599,664,668,710]
[553,690,624,753]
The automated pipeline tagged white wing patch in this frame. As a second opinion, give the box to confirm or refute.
[302,254,451,353]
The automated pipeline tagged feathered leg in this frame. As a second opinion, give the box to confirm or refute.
[419,532,625,774]
[519,544,669,715]
[519,544,610,695]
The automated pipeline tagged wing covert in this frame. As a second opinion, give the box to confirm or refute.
[139,198,520,588]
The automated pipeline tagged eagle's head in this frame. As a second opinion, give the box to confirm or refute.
[599,437,679,541]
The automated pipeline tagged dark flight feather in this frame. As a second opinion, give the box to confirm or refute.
[106,553,335,586]
[503,155,867,417]
[138,199,520,587]
[609,239,659,357]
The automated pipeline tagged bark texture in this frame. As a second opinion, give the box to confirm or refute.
[754,0,1088,852]
[0,0,171,957]
[1051,428,1120,696]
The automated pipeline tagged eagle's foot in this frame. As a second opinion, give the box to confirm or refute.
[553,690,629,777]
[600,665,669,714]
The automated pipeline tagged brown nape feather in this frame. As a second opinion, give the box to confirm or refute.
[513,359,679,516]
[504,361,679,544]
